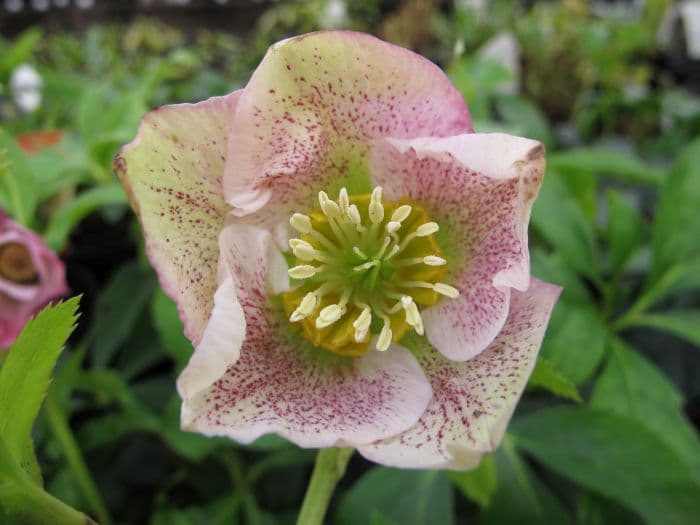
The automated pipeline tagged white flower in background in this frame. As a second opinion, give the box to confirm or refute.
[478,31,521,95]
[658,0,700,60]
[10,64,42,113]
[320,0,347,29]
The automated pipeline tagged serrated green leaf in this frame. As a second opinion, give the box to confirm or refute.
[0,297,80,483]
[336,468,454,525]
[447,453,497,507]
[512,407,700,525]
[528,357,582,402]
[591,340,700,481]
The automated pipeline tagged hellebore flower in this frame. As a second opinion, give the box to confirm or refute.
[116,31,561,469]
[0,211,69,349]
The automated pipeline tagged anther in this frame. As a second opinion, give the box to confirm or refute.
[289,239,316,261]
[423,255,446,266]
[386,221,401,234]
[316,304,345,329]
[434,283,460,298]
[288,265,321,279]
[290,213,312,234]
[338,187,350,213]
[401,296,424,335]
[416,222,439,236]
[319,191,341,219]
[390,205,412,223]
[377,320,393,351]
[347,204,362,230]
[290,292,318,322]
[368,186,384,224]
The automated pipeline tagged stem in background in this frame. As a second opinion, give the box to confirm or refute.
[296,448,353,525]
[45,392,113,525]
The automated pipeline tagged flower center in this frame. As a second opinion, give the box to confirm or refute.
[282,186,459,357]
[0,242,39,285]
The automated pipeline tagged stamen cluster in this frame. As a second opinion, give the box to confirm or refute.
[284,186,459,356]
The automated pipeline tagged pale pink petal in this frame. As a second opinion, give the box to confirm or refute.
[179,222,433,448]
[223,30,472,228]
[114,92,241,345]
[371,133,545,361]
[358,278,561,470]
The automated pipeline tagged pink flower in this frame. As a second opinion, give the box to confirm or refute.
[116,31,561,469]
[0,211,69,349]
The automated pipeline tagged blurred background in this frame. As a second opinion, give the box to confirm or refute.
[1,0,700,524]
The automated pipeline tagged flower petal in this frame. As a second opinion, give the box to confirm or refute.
[114,92,241,345]
[358,278,561,470]
[223,30,472,228]
[371,133,545,361]
[179,222,433,448]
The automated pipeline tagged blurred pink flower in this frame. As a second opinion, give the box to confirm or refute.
[0,211,69,349]
[116,31,560,469]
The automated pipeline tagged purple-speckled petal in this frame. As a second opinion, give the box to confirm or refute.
[371,133,545,361]
[222,30,472,228]
[114,92,241,345]
[179,222,433,448]
[358,278,561,470]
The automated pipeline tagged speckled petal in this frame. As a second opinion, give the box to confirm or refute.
[114,92,241,345]
[371,133,545,361]
[358,278,561,470]
[179,222,433,448]
[223,30,472,228]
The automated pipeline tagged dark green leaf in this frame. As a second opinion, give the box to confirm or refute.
[0,297,80,483]
[480,438,573,525]
[548,148,664,185]
[151,289,193,372]
[512,407,700,525]
[43,184,127,250]
[528,357,582,402]
[90,261,155,368]
[591,340,700,481]
[540,303,608,385]
[630,311,700,349]
[448,453,497,507]
[531,169,600,279]
[649,137,700,284]
[605,190,645,274]
[337,468,454,525]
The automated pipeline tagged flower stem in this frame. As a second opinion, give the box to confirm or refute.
[296,448,353,525]
[45,392,113,525]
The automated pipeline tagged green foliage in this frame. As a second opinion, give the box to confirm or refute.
[447,453,497,507]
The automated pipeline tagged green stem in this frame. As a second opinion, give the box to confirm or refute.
[45,392,113,525]
[296,448,353,525]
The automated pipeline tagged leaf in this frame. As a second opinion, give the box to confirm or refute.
[649,137,700,284]
[605,190,645,274]
[0,297,80,482]
[0,129,37,227]
[89,261,156,368]
[512,407,700,525]
[0,28,42,76]
[591,340,700,481]
[496,95,554,148]
[547,147,664,185]
[528,357,582,402]
[531,249,594,307]
[540,303,608,385]
[630,311,700,349]
[150,289,193,372]
[44,184,127,250]
[479,438,573,525]
[531,169,600,280]
[447,453,497,507]
[336,468,454,525]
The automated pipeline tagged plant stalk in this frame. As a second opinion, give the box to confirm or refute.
[296,448,353,525]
